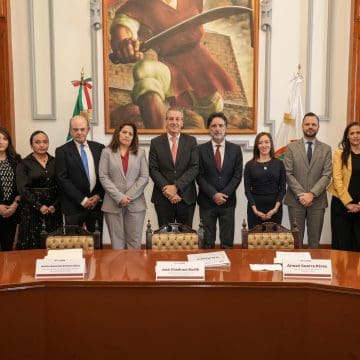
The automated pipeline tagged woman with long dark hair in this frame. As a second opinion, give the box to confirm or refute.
[0,128,21,251]
[328,122,360,251]
[99,121,149,249]
[244,132,286,228]
[16,131,61,249]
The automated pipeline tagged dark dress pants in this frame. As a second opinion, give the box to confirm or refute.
[331,196,360,251]
[65,208,103,247]
[155,201,195,228]
[199,206,235,249]
[0,214,17,251]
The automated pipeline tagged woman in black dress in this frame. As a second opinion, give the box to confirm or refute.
[244,132,286,229]
[0,128,21,251]
[16,131,61,249]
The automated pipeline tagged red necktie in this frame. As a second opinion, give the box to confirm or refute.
[215,145,222,172]
[171,136,177,164]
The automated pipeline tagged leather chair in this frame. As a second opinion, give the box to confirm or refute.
[40,224,101,250]
[241,221,300,249]
[145,220,205,250]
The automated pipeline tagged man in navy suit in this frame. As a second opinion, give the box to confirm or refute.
[197,112,243,248]
[55,115,105,242]
[149,107,199,227]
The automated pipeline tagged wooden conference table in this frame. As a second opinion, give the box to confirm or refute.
[0,249,360,359]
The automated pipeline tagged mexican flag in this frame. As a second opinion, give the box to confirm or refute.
[67,75,93,141]
[275,71,304,159]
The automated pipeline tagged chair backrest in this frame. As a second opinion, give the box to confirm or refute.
[46,235,94,250]
[241,221,300,249]
[145,221,202,250]
[41,225,100,249]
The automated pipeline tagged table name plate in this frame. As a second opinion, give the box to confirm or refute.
[282,259,332,279]
[35,258,86,278]
[155,261,205,281]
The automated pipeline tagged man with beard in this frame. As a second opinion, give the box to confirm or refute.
[284,112,332,248]
[197,112,243,248]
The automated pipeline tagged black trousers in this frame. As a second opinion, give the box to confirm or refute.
[199,206,235,249]
[65,209,103,247]
[0,214,17,251]
[331,196,360,251]
[154,202,195,228]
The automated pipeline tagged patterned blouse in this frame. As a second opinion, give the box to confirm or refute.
[0,158,15,202]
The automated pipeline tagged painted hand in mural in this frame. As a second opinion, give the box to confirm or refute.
[110,25,143,64]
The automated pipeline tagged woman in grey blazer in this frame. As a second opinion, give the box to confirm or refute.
[99,122,149,249]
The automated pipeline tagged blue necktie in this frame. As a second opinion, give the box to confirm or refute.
[80,144,90,181]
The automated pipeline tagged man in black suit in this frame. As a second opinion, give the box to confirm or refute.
[149,107,199,227]
[55,115,105,242]
[197,112,243,248]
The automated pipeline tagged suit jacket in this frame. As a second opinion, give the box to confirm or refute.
[327,148,353,205]
[55,140,105,215]
[149,133,199,206]
[197,140,243,209]
[284,138,332,209]
[99,147,149,213]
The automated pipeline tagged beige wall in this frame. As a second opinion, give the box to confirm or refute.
[10,0,351,245]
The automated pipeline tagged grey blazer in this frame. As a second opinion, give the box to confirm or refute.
[99,147,149,213]
[283,139,332,209]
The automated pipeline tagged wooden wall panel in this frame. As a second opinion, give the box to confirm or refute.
[348,0,360,122]
[355,0,360,20]
[0,0,15,137]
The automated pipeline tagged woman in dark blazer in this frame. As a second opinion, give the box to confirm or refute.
[244,132,286,229]
[99,121,149,249]
[0,128,21,251]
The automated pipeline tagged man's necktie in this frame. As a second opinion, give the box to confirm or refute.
[307,141,313,163]
[80,144,90,180]
[171,136,177,164]
[215,145,222,172]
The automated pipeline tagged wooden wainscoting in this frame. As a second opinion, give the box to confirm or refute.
[0,0,15,136]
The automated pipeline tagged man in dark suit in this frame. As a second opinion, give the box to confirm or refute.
[149,107,199,227]
[197,112,243,248]
[55,115,105,242]
[284,112,332,248]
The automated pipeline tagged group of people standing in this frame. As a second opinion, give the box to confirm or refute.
[0,128,61,251]
[0,118,104,252]
[283,115,360,252]
[1,111,360,252]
